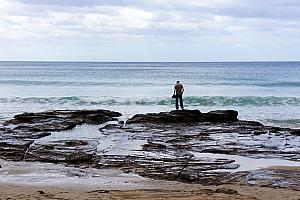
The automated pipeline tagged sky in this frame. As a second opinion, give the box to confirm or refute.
[0,0,300,61]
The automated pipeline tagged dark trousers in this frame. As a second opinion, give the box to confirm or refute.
[175,94,184,110]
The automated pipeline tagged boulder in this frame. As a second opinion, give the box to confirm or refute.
[127,109,238,124]
[203,110,238,122]
[127,110,203,124]
[290,129,300,136]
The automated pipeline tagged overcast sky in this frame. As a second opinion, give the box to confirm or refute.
[1,0,300,61]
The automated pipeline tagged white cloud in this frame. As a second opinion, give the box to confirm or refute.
[0,0,300,61]
[1,0,300,42]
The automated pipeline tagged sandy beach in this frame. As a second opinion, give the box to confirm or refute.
[0,164,299,200]
[1,181,300,200]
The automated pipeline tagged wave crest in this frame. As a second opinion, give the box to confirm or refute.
[1,96,300,107]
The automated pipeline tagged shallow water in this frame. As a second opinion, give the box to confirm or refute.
[192,153,300,172]
[0,153,299,186]
[0,159,148,188]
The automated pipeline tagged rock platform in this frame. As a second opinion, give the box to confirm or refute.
[0,109,299,189]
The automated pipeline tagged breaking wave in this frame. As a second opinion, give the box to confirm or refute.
[1,96,300,107]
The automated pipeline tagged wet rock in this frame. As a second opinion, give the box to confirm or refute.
[99,124,123,132]
[0,109,299,188]
[235,120,264,127]
[0,139,33,161]
[37,191,45,195]
[85,113,116,124]
[290,129,300,136]
[216,188,238,195]
[201,148,237,154]
[5,109,121,128]
[203,110,238,122]
[0,109,121,161]
[128,109,239,124]
[65,140,89,147]
[25,139,98,165]
[142,142,167,151]
[244,169,300,190]
[127,110,203,124]
[177,170,199,182]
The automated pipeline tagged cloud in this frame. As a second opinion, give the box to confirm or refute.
[0,0,300,61]
[1,0,298,38]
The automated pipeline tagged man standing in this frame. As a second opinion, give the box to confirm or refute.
[173,81,184,110]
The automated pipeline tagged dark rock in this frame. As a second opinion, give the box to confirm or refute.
[66,152,94,164]
[99,124,123,132]
[65,140,88,147]
[127,110,203,124]
[244,169,300,190]
[252,130,268,135]
[0,108,299,188]
[236,120,264,127]
[142,142,167,151]
[85,113,115,124]
[5,109,121,127]
[290,129,300,136]
[127,109,239,124]
[0,109,121,161]
[0,139,33,161]
[201,148,236,154]
[216,188,238,195]
[24,139,96,164]
[177,170,199,182]
[203,110,238,122]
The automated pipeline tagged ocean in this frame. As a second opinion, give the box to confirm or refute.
[0,61,299,128]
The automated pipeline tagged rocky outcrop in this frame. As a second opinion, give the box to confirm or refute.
[290,129,300,136]
[204,110,238,122]
[5,109,122,128]
[127,110,238,124]
[0,109,299,189]
[0,109,121,161]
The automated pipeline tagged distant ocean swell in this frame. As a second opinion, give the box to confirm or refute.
[1,80,300,87]
[1,96,300,107]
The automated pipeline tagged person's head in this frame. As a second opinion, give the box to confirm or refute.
[176,81,180,84]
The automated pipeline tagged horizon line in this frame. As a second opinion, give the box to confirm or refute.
[1,60,300,63]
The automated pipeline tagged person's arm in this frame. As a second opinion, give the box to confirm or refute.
[182,85,184,93]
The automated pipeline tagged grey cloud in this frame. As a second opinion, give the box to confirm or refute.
[16,0,162,8]
[2,0,300,43]
[216,3,300,20]
[16,0,300,20]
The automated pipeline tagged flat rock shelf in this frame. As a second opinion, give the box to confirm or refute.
[0,109,299,191]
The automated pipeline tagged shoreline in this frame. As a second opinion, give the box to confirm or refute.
[1,177,299,200]
[0,109,299,199]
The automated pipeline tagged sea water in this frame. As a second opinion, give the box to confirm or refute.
[0,61,299,127]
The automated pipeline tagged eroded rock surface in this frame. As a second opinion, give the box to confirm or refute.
[127,110,239,124]
[0,109,299,190]
[0,109,121,161]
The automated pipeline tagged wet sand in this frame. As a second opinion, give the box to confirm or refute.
[1,182,300,200]
[0,166,299,200]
